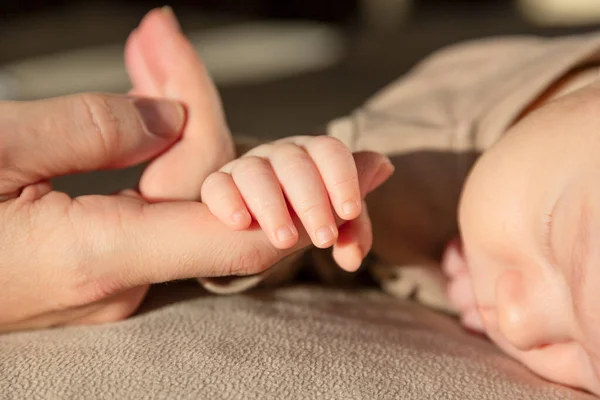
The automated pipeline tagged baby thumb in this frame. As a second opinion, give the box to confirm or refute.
[353,151,395,197]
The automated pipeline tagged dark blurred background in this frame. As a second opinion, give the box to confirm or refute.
[1,0,600,194]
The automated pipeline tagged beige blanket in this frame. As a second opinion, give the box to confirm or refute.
[1,283,593,399]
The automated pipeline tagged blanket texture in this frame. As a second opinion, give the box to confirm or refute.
[0,283,593,399]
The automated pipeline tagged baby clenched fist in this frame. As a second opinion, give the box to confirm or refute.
[201,135,392,272]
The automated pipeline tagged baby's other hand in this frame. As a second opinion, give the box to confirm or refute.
[201,136,390,271]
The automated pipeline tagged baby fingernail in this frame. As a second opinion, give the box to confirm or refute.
[341,201,360,217]
[346,244,364,272]
[276,226,296,242]
[315,226,336,246]
[232,210,249,225]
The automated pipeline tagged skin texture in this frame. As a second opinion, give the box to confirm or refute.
[0,9,393,333]
[444,75,600,394]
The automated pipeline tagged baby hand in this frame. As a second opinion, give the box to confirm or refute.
[201,136,386,271]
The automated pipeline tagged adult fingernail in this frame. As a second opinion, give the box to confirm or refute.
[161,6,181,31]
[315,226,336,247]
[134,98,185,139]
[368,158,395,192]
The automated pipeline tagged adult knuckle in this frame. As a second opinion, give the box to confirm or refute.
[60,196,125,305]
[33,198,104,307]
[0,114,26,191]
[78,93,122,162]
[235,244,264,275]
[226,241,276,276]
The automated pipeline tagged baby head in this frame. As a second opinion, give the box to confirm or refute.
[458,80,600,393]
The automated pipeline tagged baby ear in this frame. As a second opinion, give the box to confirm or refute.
[495,270,572,351]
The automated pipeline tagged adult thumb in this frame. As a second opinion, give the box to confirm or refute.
[0,93,185,195]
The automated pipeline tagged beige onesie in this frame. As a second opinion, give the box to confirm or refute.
[199,31,600,312]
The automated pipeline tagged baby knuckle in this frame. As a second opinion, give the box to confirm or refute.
[244,143,274,157]
[255,200,281,216]
[232,156,272,181]
[235,156,269,173]
[218,158,238,174]
[275,142,302,153]
[201,171,229,192]
[296,201,325,218]
[286,135,312,143]
[279,146,310,166]
[331,174,359,189]
[311,135,350,155]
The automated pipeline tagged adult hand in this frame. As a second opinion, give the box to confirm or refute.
[0,94,391,332]
[126,7,235,202]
